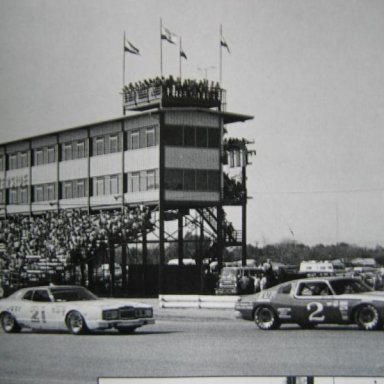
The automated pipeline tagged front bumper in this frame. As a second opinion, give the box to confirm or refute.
[215,287,239,295]
[92,318,155,330]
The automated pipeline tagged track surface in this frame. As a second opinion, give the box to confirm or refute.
[1,318,384,384]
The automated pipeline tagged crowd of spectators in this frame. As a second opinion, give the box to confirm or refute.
[0,207,154,290]
[123,75,222,103]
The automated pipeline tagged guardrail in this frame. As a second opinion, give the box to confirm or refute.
[159,294,241,309]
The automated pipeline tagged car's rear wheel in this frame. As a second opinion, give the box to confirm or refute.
[254,306,280,330]
[355,305,382,330]
[116,326,138,334]
[66,311,89,335]
[1,312,21,333]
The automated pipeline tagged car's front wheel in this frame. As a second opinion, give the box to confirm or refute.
[0,312,21,333]
[66,311,89,335]
[254,306,280,330]
[355,305,382,330]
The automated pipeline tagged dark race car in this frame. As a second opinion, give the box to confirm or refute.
[235,276,384,330]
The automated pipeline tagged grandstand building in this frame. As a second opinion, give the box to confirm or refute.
[0,78,254,294]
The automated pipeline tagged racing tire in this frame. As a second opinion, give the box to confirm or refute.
[66,311,89,335]
[355,305,382,331]
[116,326,138,334]
[0,312,21,333]
[254,306,281,330]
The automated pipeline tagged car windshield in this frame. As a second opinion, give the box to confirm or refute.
[329,279,372,294]
[221,268,239,278]
[50,287,98,302]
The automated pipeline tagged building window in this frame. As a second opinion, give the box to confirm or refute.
[34,186,44,202]
[146,128,155,147]
[184,126,195,147]
[20,187,28,204]
[131,131,139,150]
[35,150,44,165]
[63,143,72,161]
[96,177,104,196]
[9,189,18,204]
[0,189,4,204]
[0,156,3,171]
[184,169,195,190]
[207,170,220,191]
[19,152,28,168]
[47,147,55,163]
[96,137,105,156]
[109,135,118,154]
[208,128,220,148]
[46,184,55,201]
[63,182,72,199]
[146,170,156,190]
[110,175,119,195]
[131,173,140,192]
[196,127,207,147]
[9,154,17,170]
[196,170,208,191]
[76,180,85,198]
[164,126,183,146]
[76,141,85,159]
[164,169,183,190]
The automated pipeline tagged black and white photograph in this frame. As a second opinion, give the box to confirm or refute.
[0,1,384,383]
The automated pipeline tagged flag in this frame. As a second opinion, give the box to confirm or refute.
[161,26,177,44]
[221,36,230,53]
[180,49,187,60]
[124,40,140,55]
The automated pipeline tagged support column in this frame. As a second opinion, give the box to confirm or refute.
[178,209,184,292]
[242,165,247,266]
[216,205,224,271]
[158,111,165,294]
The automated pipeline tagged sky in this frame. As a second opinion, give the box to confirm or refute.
[0,0,384,248]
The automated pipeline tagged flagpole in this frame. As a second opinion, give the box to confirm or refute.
[219,24,222,86]
[160,18,163,77]
[123,31,126,88]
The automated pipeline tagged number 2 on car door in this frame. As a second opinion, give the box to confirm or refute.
[307,302,325,322]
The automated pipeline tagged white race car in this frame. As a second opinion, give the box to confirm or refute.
[0,285,155,335]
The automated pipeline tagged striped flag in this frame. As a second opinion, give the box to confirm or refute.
[124,40,140,55]
[221,36,230,53]
[161,26,177,44]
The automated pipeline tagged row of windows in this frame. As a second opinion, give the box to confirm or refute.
[164,169,220,192]
[0,170,160,204]
[163,125,220,148]
[0,126,159,170]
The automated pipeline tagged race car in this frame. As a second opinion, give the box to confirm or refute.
[0,285,155,335]
[235,276,384,330]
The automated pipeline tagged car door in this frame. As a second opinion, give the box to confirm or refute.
[28,289,54,330]
[291,281,343,326]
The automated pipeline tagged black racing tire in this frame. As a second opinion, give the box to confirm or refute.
[66,311,89,335]
[0,312,21,333]
[355,305,382,331]
[116,326,138,334]
[254,306,281,330]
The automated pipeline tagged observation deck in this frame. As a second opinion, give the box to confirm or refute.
[122,77,226,113]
